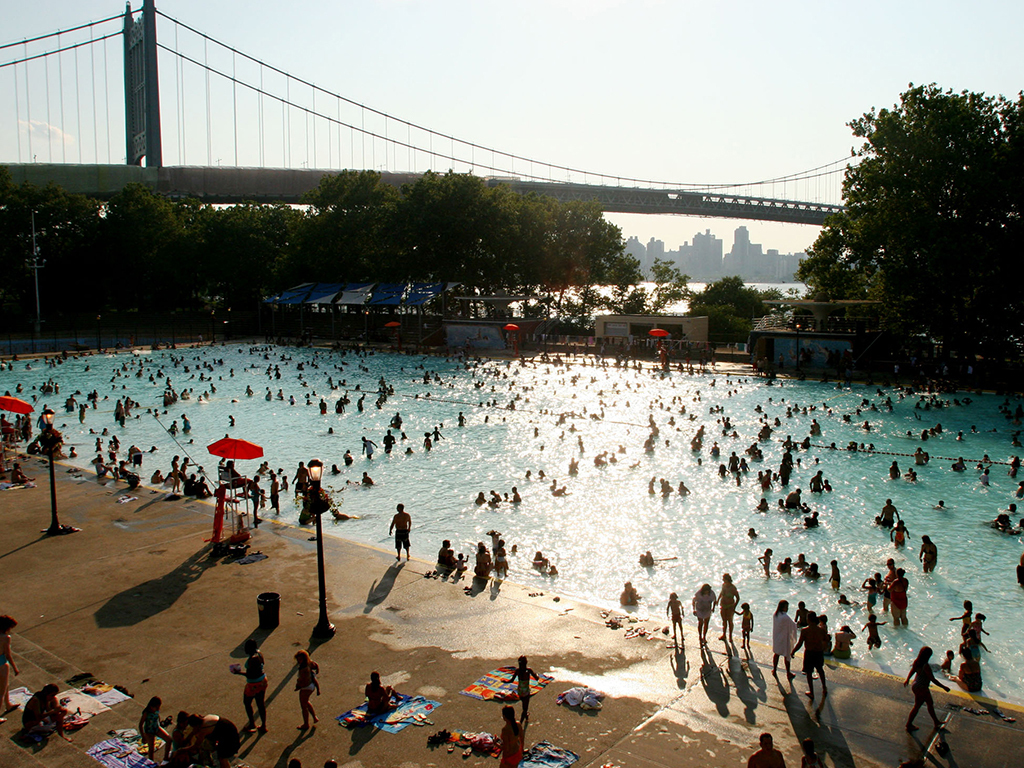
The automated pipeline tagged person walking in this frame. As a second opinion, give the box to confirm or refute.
[791,611,828,699]
[293,651,320,730]
[505,656,540,719]
[772,600,799,680]
[234,639,268,733]
[718,573,740,643]
[904,646,949,732]
[0,615,21,721]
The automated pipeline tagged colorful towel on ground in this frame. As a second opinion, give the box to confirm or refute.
[460,666,554,701]
[520,741,579,768]
[336,693,441,733]
[86,736,156,768]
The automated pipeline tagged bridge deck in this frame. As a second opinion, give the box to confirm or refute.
[4,163,841,224]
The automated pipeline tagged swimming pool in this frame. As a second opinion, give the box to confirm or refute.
[5,347,1023,701]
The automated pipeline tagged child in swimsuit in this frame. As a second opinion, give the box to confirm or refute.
[506,656,540,718]
[738,603,754,650]
[863,614,886,649]
[138,696,171,763]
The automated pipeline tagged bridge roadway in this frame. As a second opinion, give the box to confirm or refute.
[4,163,841,225]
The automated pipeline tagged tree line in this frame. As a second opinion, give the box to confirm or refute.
[1,166,790,341]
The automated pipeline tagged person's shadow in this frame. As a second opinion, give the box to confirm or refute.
[698,644,730,717]
[363,562,404,613]
[94,546,216,627]
[670,647,689,689]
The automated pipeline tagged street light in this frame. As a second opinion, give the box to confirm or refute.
[39,408,74,536]
[306,458,336,638]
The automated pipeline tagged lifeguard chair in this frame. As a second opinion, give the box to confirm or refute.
[205,438,264,554]
[210,477,251,553]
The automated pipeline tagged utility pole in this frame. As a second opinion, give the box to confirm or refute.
[28,211,44,334]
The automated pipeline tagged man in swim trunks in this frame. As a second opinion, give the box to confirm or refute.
[389,503,411,560]
[792,610,828,699]
[880,499,899,528]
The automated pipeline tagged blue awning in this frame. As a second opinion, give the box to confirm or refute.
[335,283,375,306]
[264,283,315,305]
[405,282,451,306]
[305,282,347,304]
[369,283,407,306]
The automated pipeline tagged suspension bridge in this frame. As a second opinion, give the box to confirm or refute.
[1,0,847,225]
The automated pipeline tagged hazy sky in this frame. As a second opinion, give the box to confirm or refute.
[3,0,1023,258]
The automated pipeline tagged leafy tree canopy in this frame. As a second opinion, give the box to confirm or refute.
[798,83,1024,357]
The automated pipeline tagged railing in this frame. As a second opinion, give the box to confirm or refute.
[752,314,792,331]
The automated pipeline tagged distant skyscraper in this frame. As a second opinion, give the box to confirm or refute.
[726,226,751,276]
[646,238,665,273]
[624,235,647,268]
[692,229,723,278]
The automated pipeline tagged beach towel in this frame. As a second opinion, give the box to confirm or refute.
[460,666,554,701]
[7,686,32,708]
[236,552,268,565]
[82,682,133,707]
[59,689,111,718]
[86,736,156,768]
[336,694,441,733]
[520,741,579,768]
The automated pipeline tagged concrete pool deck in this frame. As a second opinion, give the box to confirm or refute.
[1,457,1022,768]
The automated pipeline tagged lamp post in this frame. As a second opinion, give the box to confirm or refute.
[306,458,336,638]
[39,408,72,536]
[29,211,44,335]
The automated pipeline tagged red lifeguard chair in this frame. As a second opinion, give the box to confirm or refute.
[207,438,263,548]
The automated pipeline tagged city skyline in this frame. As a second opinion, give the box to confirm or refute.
[625,225,806,283]
[4,2,1024,255]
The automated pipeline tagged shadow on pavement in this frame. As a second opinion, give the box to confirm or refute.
[94,546,216,627]
[363,562,404,613]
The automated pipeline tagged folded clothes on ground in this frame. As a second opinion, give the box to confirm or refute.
[556,686,606,710]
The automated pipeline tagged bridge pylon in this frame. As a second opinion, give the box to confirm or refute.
[123,0,162,167]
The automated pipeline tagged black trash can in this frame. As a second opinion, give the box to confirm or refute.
[257,592,280,629]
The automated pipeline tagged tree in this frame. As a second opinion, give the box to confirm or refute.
[290,170,400,283]
[101,184,187,310]
[799,84,1024,357]
[644,258,690,314]
[202,202,296,309]
[688,276,781,343]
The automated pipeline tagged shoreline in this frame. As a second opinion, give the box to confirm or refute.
[45,451,1024,715]
[2,442,1024,767]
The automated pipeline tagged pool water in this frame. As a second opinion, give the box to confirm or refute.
[5,347,1023,701]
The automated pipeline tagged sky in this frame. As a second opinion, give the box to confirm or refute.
[3,0,1024,258]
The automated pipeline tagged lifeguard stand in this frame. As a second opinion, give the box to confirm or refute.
[210,474,251,554]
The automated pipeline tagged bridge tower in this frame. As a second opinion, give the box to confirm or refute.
[123,0,162,166]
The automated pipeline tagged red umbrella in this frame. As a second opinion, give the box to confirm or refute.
[648,328,669,338]
[503,323,520,331]
[207,437,264,461]
[0,395,33,414]
[384,321,401,328]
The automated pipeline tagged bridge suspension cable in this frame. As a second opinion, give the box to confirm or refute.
[153,8,851,201]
